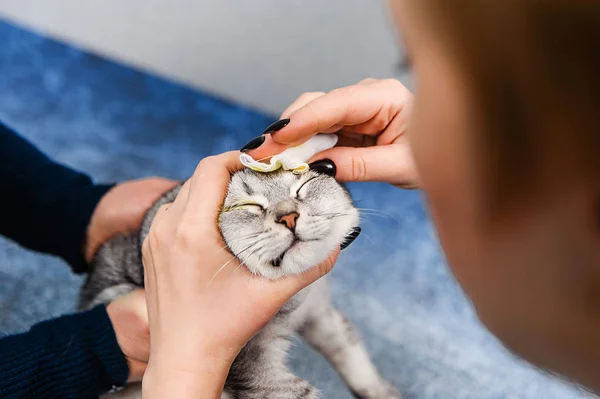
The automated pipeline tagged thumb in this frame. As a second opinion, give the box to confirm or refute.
[279,249,340,294]
[310,145,420,187]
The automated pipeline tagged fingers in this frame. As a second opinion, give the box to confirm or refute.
[247,134,292,161]
[141,177,181,191]
[186,151,243,218]
[151,151,242,224]
[357,78,379,86]
[250,91,329,161]
[246,79,410,160]
[145,152,242,257]
[271,79,410,146]
[126,289,149,323]
[280,91,325,119]
[279,249,340,293]
[154,179,189,227]
[309,145,420,186]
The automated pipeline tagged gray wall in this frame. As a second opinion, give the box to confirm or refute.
[0,0,411,114]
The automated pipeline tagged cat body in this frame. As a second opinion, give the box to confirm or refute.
[81,168,400,399]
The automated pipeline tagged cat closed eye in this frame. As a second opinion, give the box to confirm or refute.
[296,177,317,198]
[226,203,264,212]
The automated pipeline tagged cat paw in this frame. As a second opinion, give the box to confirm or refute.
[240,379,320,399]
[350,380,402,399]
[291,381,320,399]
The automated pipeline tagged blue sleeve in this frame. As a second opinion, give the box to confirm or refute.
[0,120,114,273]
[0,305,129,399]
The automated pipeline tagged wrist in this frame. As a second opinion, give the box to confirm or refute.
[84,185,114,264]
[143,361,231,399]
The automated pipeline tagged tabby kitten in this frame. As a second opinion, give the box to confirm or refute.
[81,165,401,399]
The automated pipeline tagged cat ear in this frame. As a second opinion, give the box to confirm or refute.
[309,159,336,177]
[340,227,361,250]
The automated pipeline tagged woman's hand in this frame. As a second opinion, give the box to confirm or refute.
[86,178,179,263]
[88,178,179,384]
[106,289,150,383]
[245,78,419,188]
[141,151,339,398]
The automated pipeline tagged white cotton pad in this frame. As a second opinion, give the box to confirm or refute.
[240,134,338,174]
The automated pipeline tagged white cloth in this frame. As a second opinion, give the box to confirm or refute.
[239,134,338,174]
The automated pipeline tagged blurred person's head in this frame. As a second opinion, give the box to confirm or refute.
[390,0,600,390]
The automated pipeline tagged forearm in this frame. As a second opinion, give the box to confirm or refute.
[0,121,113,272]
[0,305,129,398]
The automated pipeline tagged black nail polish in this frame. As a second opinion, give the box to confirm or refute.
[262,118,290,134]
[309,159,336,177]
[240,135,266,152]
[340,227,361,250]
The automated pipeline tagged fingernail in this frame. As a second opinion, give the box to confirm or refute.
[340,227,361,250]
[309,159,336,177]
[240,135,266,152]
[262,118,290,135]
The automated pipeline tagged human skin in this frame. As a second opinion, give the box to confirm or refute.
[85,177,179,263]
[244,0,600,392]
[140,152,339,398]
[99,163,338,392]
[87,177,178,382]
[247,78,419,189]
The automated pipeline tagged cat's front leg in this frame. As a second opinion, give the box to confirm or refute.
[99,376,317,399]
[299,304,402,399]
[224,376,319,399]
[226,335,320,399]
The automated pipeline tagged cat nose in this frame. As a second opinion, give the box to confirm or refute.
[276,212,299,231]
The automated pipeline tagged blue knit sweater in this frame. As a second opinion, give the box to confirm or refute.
[0,121,130,398]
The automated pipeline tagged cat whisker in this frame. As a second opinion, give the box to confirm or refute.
[357,231,376,247]
[319,204,398,222]
[208,243,256,286]
[314,202,393,218]
[318,203,354,214]
[360,214,400,224]
[313,211,356,219]
[230,262,245,277]
[355,208,400,220]
[207,255,238,287]
[215,232,263,254]
[320,209,400,224]
[357,211,397,218]
[230,243,265,278]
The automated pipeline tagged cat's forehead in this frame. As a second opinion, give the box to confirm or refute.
[229,169,310,196]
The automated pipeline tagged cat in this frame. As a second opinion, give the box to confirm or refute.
[80,165,401,399]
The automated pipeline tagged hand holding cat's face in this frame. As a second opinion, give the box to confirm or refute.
[140,152,340,396]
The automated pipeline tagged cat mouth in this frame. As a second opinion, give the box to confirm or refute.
[270,238,302,267]
[271,253,285,267]
[269,235,323,267]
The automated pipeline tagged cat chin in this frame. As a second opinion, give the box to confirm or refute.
[242,240,337,280]
[244,213,359,280]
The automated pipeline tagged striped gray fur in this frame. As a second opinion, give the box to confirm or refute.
[82,169,401,399]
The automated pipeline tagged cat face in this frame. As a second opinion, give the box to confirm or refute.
[218,168,359,279]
